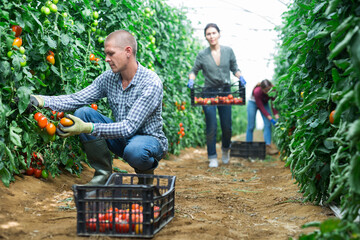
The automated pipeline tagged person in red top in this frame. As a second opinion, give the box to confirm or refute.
[246,79,279,155]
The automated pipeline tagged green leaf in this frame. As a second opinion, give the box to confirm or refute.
[46,35,57,49]
[319,218,341,233]
[16,86,31,114]
[10,121,22,147]
[0,168,11,187]
[349,154,360,194]
[0,61,11,77]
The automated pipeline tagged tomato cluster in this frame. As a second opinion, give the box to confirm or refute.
[85,204,160,234]
[8,25,27,67]
[178,122,185,140]
[40,0,58,16]
[24,152,49,179]
[175,101,186,111]
[34,110,74,137]
[194,94,243,105]
[89,53,100,65]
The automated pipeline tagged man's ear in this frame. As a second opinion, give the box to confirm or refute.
[125,46,132,57]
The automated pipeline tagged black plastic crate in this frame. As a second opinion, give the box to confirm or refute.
[72,173,176,238]
[230,141,266,159]
[190,82,246,106]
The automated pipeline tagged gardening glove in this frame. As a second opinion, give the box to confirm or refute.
[187,79,194,88]
[270,119,277,126]
[239,76,246,86]
[26,95,45,113]
[57,114,94,138]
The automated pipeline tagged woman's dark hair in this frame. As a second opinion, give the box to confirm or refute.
[260,79,273,89]
[204,23,220,36]
[252,79,273,96]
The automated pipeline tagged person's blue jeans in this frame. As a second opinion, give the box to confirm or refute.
[74,107,163,171]
[246,100,272,145]
[202,86,232,159]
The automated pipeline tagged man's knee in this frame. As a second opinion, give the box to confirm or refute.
[74,107,92,119]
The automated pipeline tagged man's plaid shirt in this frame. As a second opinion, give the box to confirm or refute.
[42,63,168,152]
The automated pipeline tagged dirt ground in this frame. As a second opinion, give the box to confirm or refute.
[0,131,334,240]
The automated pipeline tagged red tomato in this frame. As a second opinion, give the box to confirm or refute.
[91,103,98,111]
[11,25,22,37]
[86,218,97,231]
[154,206,160,219]
[34,169,42,178]
[26,167,34,176]
[329,110,335,124]
[50,110,56,119]
[34,112,43,121]
[99,220,111,232]
[56,111,64,119]
[89,54,95,61]
[115,218,129,233]
[179,122,183,127]
[38,116,48,129]
[48,50,55,56]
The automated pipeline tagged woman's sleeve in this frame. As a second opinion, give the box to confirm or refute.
[189,53,202,76]
[229,48,240,75]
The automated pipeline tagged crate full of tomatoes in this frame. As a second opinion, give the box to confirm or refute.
[190,82,246,106]
[72,173,176,238]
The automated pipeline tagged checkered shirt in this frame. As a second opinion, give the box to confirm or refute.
[42,63,168,152]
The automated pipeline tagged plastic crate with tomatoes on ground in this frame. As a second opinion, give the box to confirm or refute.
[190,82,246,106]
[72,173,176,238]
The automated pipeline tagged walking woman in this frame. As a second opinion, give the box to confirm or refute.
[246,79,279,155]
[188,23,246,168]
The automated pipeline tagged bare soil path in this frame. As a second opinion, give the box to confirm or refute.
[0,131,333,240]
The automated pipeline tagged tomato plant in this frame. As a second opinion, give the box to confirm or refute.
[273,0,360,237]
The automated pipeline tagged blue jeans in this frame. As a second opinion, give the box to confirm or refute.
[202,105,232,159]
[74,107,163,171]
[246,100,272,145]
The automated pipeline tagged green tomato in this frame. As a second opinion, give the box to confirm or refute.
[49,3,57,12]
[93,11,99,19]
[91,27,96,32]
[22,54,27,60]
[44,7,51,15]
[92,20,98,27]
[45,0,52,7]
[52,0,59,4]
[41,170,49,179]
[7,51,13,58]
[151,37,156,44]
[19,46,25,54]
[145,7,151,13]
[45,69,51,77]
[62,12,68,18]
[95,0,100,3]
[152,30,156,35]
[20,60,27,67]
[145,13,150,18]
[40,73,46,80]
[41,6,46,13]
[98,36,104,43]
[44,18,51,25]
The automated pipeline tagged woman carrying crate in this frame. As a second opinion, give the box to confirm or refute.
[187,23,246,168]
[246,79,279,155]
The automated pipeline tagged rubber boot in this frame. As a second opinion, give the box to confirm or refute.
[82,139,113,185]
[135,168,154,185]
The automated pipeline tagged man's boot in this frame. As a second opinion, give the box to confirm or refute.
[135,168,154,185]
[266,144,278,155]
[82,139,113,185]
